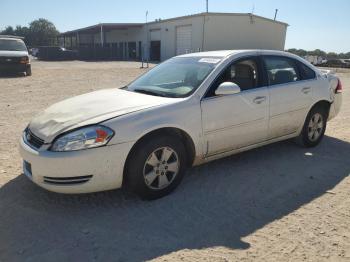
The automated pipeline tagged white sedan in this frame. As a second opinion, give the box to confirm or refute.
[20,50,342,199]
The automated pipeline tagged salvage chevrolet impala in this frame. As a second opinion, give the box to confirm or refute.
[20,50,342,199]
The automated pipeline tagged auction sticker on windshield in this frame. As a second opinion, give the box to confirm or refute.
[198,58,221,64]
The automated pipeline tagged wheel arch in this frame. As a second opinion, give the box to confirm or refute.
[122,127,196,186]
[310,100,331,117]
[296,100,332,137]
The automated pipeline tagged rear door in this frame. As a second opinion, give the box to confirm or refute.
[263,55,314,139]
[201,56,269,156]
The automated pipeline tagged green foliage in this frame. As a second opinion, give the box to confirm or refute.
[0,18,59,47]
[287,48,350,59]
[1,26,15,35]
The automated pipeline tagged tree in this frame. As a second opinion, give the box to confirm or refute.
[1,19,59,47]
[1,26,15,35]
[286,48,350,59]
[286,48,307,57]
[309,49,326,57]
[327,52,338,59]
[28,18,59,46]
[339,52,350,59]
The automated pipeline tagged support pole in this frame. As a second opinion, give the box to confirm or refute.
[100,25,104,47]
[141,11,149,68]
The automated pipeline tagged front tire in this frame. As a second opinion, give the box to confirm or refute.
[127,135,187,200]
[26,65,32,76]
[296,106,328,147]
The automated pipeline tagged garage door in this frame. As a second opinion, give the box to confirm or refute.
[176,25,192,55]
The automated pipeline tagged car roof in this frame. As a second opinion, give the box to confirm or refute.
[178,49,295,59]
[178,50,243,58]
[178,49,319,73]
[0,37,25,42]
[0,35,25,40]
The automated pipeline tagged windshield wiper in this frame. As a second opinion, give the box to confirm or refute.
[133,88,166,97]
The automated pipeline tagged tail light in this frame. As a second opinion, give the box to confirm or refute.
[335,79,342,93]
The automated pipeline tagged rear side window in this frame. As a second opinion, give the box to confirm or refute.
[263,56,299,85]
[298,61,316,80]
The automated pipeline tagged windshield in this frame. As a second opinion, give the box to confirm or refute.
[127,57,221,97]
[0,39,27,51]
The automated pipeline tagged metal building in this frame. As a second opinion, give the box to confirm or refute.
[59,12,288,61]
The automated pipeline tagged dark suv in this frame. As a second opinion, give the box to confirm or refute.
[0,35,31,76]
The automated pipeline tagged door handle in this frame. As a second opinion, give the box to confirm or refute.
[253,96,266,104]
[302,87,311,94]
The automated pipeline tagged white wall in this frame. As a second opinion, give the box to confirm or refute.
[146,14,287,60]
[146,16,205,61]
[72,14,287,61]
[203,14,287,51]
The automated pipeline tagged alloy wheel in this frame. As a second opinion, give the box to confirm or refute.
[307,113,324,142]
[143,147,180,190]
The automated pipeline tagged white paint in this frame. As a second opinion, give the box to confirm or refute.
[176,25,192,55]
[150,29,161,41]
[20,50,341,194]
[198,58,221,64]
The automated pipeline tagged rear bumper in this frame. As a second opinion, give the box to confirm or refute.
[19,137,134,194]
[328,93,342,120]
[0,63,30,73]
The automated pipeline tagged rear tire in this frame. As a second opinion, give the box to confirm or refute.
[126,135,187,200]
[295,106,328,147]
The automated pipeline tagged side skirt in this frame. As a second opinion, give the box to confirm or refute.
[193,132,299,166]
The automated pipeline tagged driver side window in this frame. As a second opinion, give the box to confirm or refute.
[206,57,261,97]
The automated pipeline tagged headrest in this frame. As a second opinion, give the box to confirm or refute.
[274,70,295,84]
[233,64,254,78]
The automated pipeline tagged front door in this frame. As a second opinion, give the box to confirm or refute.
[150,41,161,61]
[128,42,136,60]
[201,56,269,156]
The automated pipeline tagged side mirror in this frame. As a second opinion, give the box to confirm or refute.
[215,82,241,96]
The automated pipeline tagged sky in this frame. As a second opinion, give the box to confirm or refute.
[1,0,349,53]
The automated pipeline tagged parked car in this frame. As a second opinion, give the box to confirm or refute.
[319,59,350,68]
[29,47,39,57]
[0,35,31,76]
[37,46,78,61]
[20,50,342,199]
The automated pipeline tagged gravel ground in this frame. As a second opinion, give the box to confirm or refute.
[0,60,349,262]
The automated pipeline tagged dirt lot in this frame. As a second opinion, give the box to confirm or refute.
[0,60,349,262]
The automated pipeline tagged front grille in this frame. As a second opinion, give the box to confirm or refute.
[43,175,93,185]
[24,128,45,149]
[0,56,21,65]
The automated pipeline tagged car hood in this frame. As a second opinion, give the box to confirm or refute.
[29,88,176,142]
[0,50,28,57]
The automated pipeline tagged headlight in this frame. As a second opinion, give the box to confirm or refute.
[50,125,114,152]
[20,56,29,64]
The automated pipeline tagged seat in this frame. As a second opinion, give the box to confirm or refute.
[273,70,295,85]
[184,70,199,88]
[232,64,255,90]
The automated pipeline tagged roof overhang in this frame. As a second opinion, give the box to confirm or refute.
[60,23,144,37]
[59,12,288,37]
